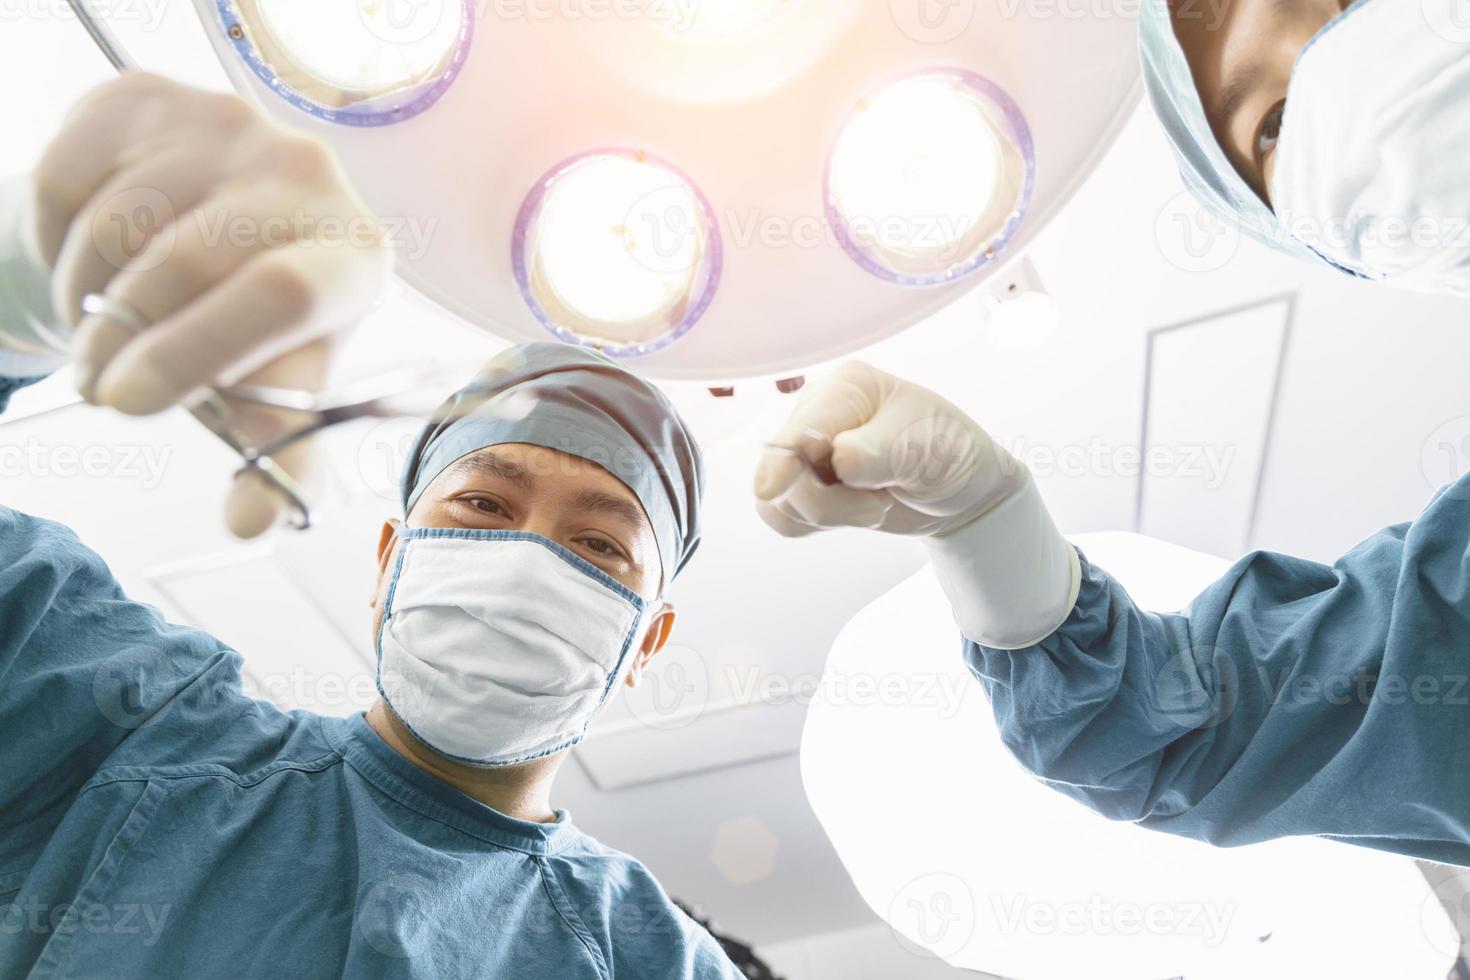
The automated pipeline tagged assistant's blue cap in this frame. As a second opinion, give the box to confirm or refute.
[400,343,705,583]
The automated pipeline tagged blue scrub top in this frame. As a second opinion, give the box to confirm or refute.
[973,477,1470,865]
[0,377,738,977]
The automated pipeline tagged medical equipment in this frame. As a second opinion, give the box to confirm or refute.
[49,12,438,532]
[80,293,457,530]
[169,0,1140,379]
[63,0,136,71]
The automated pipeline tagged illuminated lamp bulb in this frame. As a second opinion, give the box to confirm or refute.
[827,70,1035,285]
[514,152,722,357]
[229,0,470,120]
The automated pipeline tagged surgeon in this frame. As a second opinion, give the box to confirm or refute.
[758,361,1470,865]
[1143,0,1470,292]
[1,325,741,973]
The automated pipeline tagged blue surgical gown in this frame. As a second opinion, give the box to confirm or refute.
[971,479,1470,865]
[0,381,738,977]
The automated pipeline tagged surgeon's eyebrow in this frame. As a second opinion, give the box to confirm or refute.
[1209,0,1297,138]
[449,451,536,492]
[573,489,649,534]
[1211,69,1246,128]
[1215,67,1257,132]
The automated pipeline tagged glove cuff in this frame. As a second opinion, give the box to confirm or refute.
[923,474,1081,650]
[0,173,68,377]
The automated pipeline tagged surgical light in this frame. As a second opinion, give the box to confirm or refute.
[513,152,721,357]
[221,0,471,123]
[194,0,1141,378]
[659,0,798,42]
[982,256,1060,352]
[827,71,1035,285]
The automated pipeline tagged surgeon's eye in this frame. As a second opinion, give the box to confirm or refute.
[458,495,509,519]
[578,536,629,563]
[1255,100,1286,164]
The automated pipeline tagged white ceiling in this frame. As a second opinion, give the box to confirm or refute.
[7,5,1470,973]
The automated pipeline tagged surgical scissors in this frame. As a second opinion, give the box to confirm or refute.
[63,9,459,532]
[64,0,137,71]
[80,294,461,530]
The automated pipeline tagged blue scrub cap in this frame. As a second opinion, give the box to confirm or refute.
[401,342,705,583]
[1138,0,1323,265]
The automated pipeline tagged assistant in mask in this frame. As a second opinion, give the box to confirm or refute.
[0,340,742,978]
[1142,0,1470,293]
[758,358,1470,867]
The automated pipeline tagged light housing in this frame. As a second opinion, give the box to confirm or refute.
[214,0,472,125]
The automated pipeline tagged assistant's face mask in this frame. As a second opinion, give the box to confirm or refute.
[376,530,647,767]
[1271,0,1470,295]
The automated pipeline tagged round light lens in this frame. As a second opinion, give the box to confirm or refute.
[513,152,722,358]
[826,71,1035,285]
[219,0,471,124]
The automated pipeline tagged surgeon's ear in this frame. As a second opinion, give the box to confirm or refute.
[624,604,676,689]
[369,519,402,610]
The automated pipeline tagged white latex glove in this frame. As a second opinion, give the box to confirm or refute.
[24,72,395,537]
[754,361,1081,649]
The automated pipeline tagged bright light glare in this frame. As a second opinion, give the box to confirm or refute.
[250,0,464,97]
[829,74,1030,282]
[662,0,795,40]
[524,155,712,348]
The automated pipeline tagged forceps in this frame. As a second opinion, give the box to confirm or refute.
[66,14,456,532]
[764,427,841,487]
[64,0,137,71]
[81,294,456,531]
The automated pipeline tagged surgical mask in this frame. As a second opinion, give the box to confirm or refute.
[1272,0,1470,294]
[375,529,646,767]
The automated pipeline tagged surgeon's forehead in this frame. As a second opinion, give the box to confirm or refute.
[439,444,654,531]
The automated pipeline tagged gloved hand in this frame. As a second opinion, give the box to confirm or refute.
[754,361,1081,649]
[19,72,395,537]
